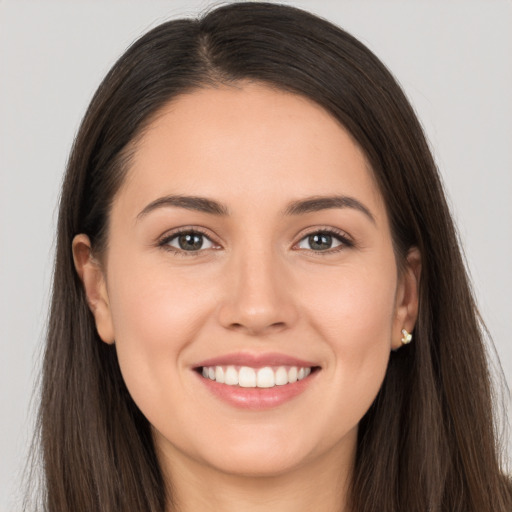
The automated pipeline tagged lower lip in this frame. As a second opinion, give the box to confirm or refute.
[196,370,318,410]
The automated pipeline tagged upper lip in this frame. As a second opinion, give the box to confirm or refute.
[194,352,319,369]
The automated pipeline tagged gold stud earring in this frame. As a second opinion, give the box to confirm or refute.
[401,329,412,345]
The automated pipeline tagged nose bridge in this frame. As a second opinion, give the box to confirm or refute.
[217,236,297,335]
[238,244,279,306]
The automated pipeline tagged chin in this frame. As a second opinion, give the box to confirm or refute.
[187,423,346,479]
[202,446,310,478]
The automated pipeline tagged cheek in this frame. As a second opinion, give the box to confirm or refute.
[104,255,214,411]
[301,259,397,414]
[305,258,397,342]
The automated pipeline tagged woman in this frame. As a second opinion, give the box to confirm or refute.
[33,2,511,511]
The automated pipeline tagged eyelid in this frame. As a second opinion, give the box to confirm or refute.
[157,226,221,255]
[156,225,354,256]
[293,226,354,252]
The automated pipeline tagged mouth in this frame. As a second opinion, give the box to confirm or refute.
[197,365,318,388]
[193,354,321,409]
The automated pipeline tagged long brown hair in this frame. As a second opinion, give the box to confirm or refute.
[31,3,511,511]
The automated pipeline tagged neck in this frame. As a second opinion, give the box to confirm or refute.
[158,437,355,512]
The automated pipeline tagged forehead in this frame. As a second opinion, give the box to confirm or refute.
[115,82,386,221]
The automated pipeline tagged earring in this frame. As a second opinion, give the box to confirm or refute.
[401,329,412,345]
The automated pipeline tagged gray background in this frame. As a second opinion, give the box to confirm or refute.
[1,1,510,510]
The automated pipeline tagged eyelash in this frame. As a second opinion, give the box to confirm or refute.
[158,227,217,257]
[157,226,354,256]
[295,227,354,254]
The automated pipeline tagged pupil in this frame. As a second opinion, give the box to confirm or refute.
[179,233,203,251]
[309,233,332,250]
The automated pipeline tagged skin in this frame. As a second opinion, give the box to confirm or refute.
[73,82,420,512]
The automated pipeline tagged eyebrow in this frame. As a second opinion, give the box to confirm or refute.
[136,193,375,224]
[283,195,376,224]
[137,195,230,220]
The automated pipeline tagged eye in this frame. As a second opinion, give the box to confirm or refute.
[161,230,216,252]
[296,230,349,252]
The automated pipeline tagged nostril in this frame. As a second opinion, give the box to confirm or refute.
[217,295,298,335]
[228,320,288,335]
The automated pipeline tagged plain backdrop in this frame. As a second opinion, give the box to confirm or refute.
[1,1,511,510]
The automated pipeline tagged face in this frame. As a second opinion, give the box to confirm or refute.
[74,83,419,480]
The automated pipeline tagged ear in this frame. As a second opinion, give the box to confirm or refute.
[391,247,421,350]
[72,234,115,344]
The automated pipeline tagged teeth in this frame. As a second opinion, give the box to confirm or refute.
[225,366,239,385]
[275,367,288,385]
[215,366,225,384]
[239,367,256,387]
[200,365,314,388]
[256,367,275,388]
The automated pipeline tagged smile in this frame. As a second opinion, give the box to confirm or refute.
[201,365,313,388]
[194,353,320,409]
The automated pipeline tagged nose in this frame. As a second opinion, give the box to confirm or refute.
[216,247,298,336]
